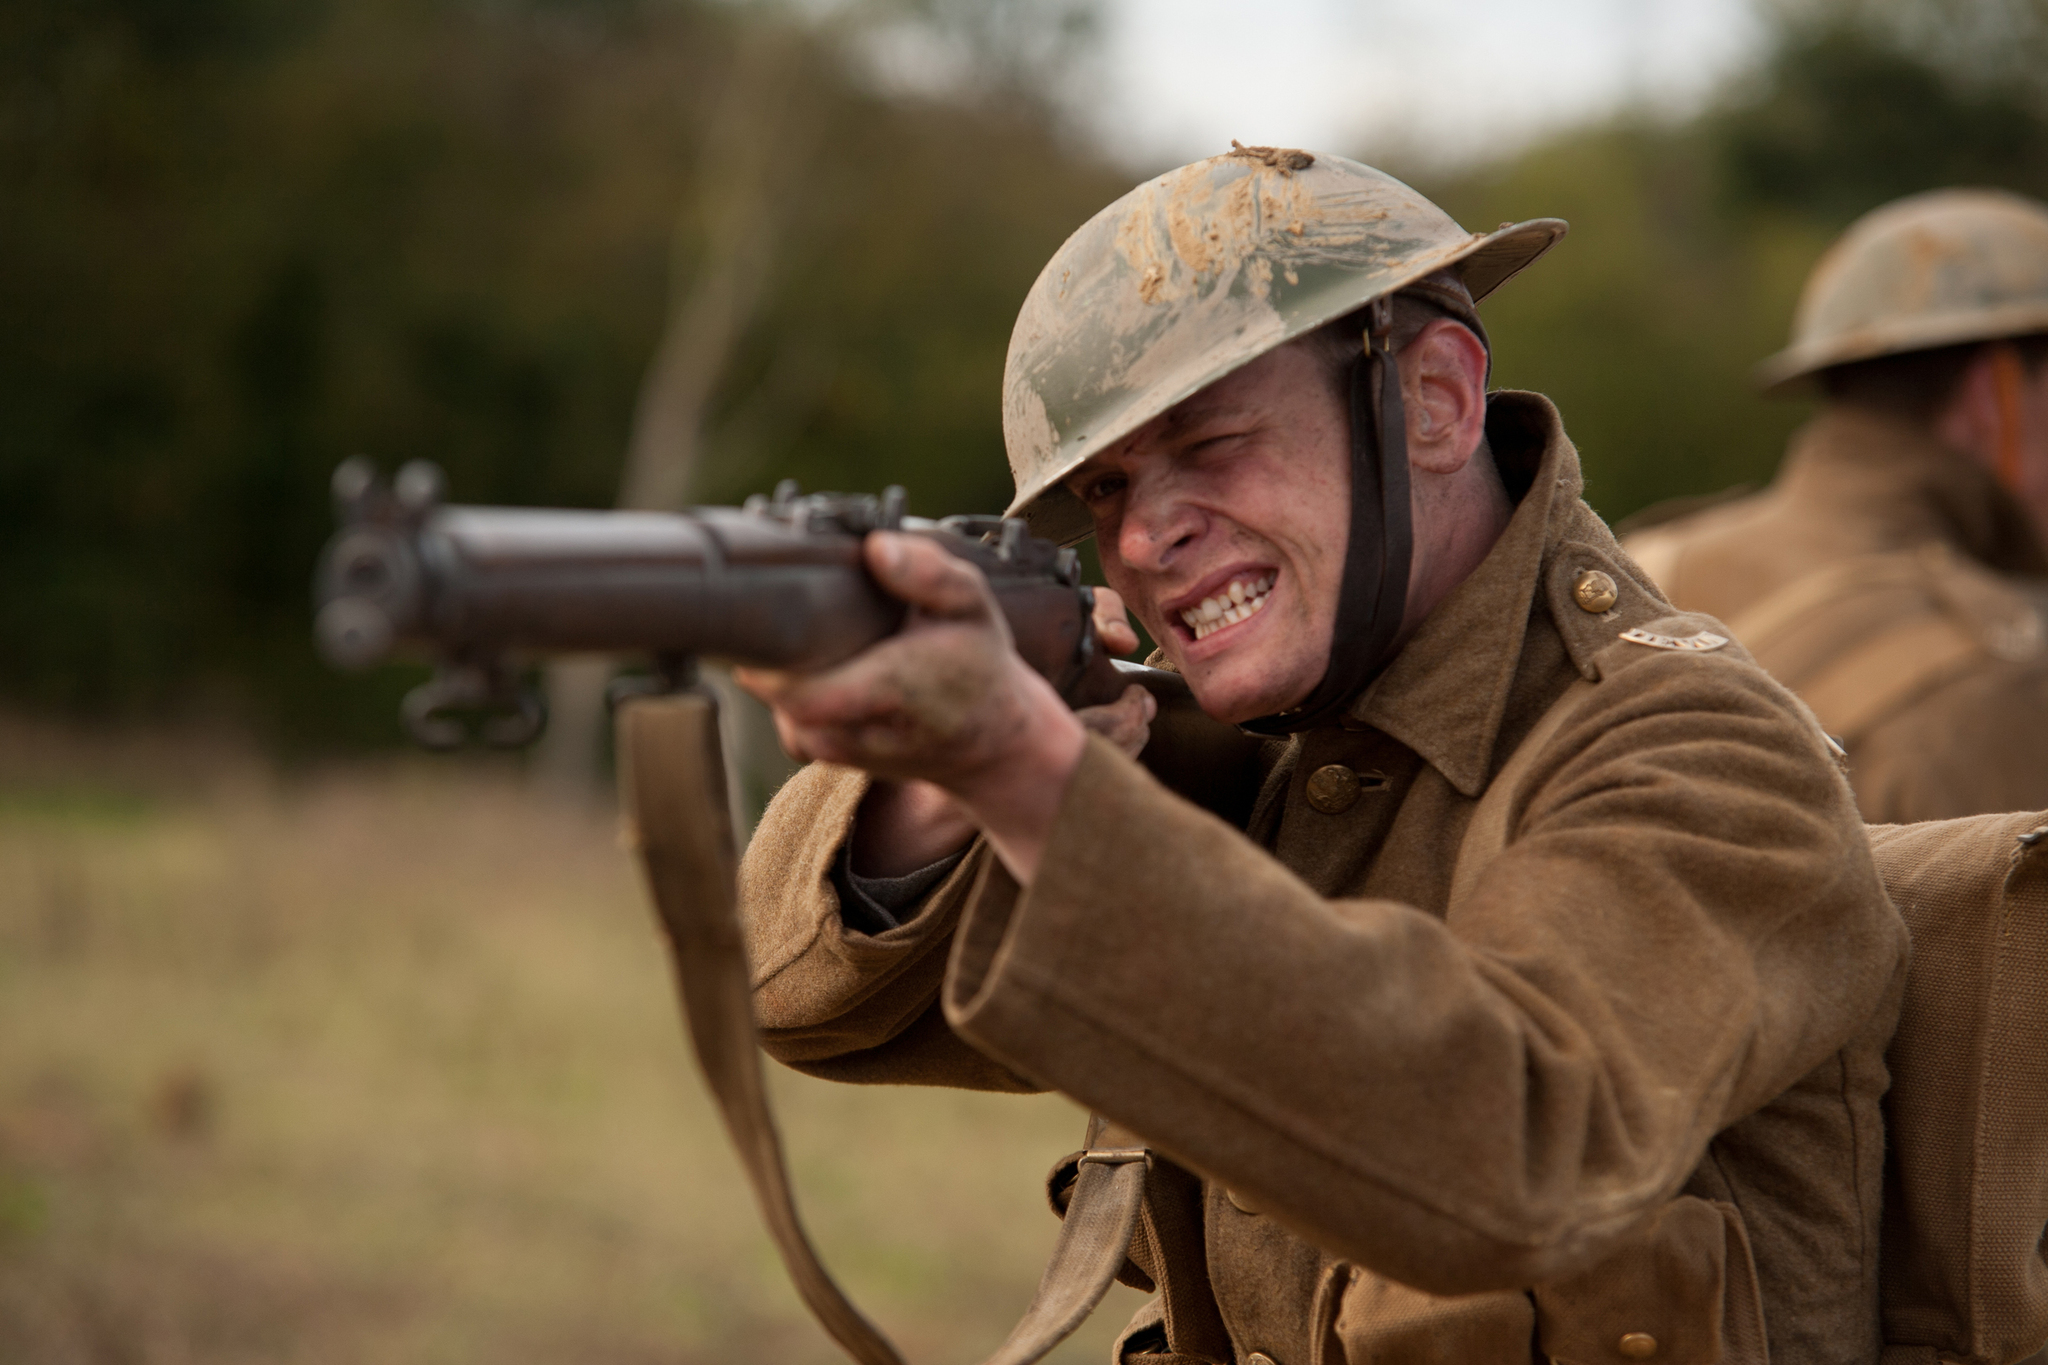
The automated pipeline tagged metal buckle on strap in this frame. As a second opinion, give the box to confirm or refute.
[1077,1147,1151,1167]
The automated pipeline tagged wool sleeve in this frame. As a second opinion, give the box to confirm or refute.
[736,760,1035,1091]
[938,648,1906,1293]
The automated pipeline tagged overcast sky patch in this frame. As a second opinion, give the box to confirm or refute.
[1079,0,1763,172]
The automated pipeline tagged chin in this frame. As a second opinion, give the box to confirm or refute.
[1180,660,1308,726]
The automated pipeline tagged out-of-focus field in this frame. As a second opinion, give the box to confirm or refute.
[0,718,1140,1364]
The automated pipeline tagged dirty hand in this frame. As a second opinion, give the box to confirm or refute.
[1076,585,1156,761]
[734,532,1089,882]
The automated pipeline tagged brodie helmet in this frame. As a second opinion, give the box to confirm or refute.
[999,145,1565,728]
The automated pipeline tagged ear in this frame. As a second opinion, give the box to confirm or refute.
[1399,320,1489,475]
[1935,347,1998,455]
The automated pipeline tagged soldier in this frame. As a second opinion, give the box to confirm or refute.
[734,149,1905,1364]
[1623,189,2048,823]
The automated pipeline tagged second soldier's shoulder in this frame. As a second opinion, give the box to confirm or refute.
[1610,483,1764,542]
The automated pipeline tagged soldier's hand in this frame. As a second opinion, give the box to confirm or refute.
[734,532,1086,883]
[1092,585,1142,657]
[1071,585,1152,758]
[735,537,1153,882]
[1077,684,1155,760]
[735,531,1052,778]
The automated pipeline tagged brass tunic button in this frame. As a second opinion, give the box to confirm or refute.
[1226,1186,1261,1214]
[1616,1331,1659,1359]
[1246,1355,1280,1365]
[1573,568,1619,614]
[1306,764,1361,813]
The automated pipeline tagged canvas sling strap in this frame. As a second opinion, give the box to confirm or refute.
[1720,544,2043,746]
[615,690,1151,1365]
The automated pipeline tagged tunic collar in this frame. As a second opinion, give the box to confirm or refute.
[1346,391,1632,797]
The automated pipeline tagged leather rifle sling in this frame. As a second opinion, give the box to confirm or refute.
[616,691,1149,1365]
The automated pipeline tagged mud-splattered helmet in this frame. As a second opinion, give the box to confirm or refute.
[1001,146,1565,545]
[999,145,1564,729]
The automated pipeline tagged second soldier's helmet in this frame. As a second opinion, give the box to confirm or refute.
[999,147,1565,545]
[1758,188,2048,394]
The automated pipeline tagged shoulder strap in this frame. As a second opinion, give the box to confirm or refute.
[1449,677,1600,916]
[617,690,1146,1365]
[1723,552,1924,647]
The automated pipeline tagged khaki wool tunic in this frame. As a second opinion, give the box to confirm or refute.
[739,393,1906,1365]
[1622,407,2048,824]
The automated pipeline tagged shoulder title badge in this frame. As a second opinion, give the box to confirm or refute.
[1619,627,1729,652]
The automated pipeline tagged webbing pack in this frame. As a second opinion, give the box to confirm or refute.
[1869,813,2048,1365]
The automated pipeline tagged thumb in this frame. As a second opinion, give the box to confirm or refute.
[866,531,993,620]
[1090,586,1141,657]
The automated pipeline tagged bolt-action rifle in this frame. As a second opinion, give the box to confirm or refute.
[314,457,1178,747]
[310,459,1259,1365]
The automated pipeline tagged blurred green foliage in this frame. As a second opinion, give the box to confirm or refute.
[7,0,2048,746]
[0,0,1123,747]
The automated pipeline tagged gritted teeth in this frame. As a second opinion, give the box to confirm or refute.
[1180,572,1276,641]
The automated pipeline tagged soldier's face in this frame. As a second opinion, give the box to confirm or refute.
[1064,340,1352,724]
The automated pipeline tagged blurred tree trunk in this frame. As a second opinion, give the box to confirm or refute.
[532,25,812,825]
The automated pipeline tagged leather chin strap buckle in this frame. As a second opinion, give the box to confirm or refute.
[1078,1147,1153,1167]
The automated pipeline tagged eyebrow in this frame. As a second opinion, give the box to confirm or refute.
[1064,396,1264,489]
[1160,396,1255,432]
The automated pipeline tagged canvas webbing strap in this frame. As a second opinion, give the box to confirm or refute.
[1794,614,1980,740]
[616,691,1147,1365]
[1720,552,1924,648]
[1723,549,1991,745]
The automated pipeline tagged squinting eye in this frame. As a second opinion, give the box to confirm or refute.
[1079,474,1126,504]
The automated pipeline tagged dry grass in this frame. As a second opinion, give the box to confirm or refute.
[0,718,1141,1363]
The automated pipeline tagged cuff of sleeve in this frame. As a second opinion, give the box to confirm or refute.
[832,841,970,935]
[743,761,982,1050]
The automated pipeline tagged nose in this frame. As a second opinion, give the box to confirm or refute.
[1115,474,1203,574]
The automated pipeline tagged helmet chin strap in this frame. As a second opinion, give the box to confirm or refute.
[1242,297,1414,736]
